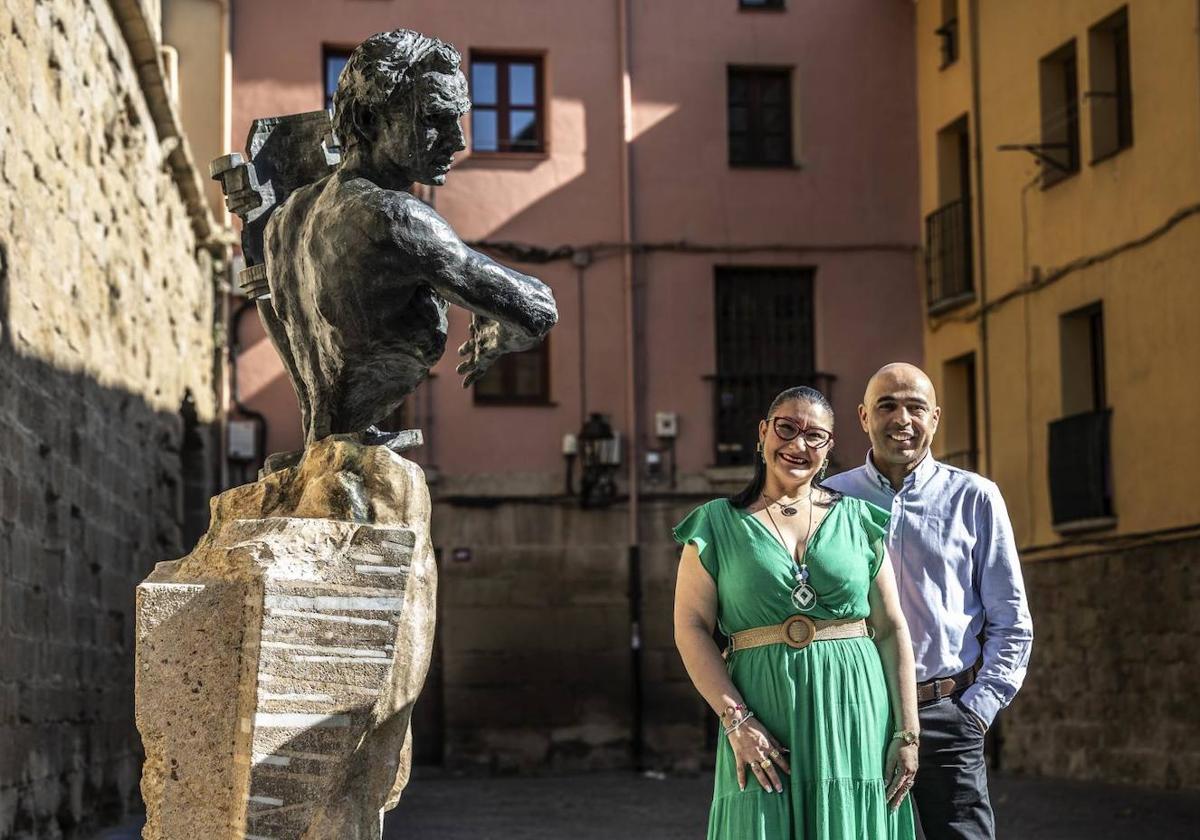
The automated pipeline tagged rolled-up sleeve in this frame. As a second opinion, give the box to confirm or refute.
[961,482,1034,728]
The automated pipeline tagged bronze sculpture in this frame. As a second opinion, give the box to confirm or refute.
[136,31,556,838]
[215,30,557,448]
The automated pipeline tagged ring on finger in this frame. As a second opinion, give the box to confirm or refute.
[769,749,781,759]
[759,759,772,770]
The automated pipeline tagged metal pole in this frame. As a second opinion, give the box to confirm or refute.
[616,0,644,771]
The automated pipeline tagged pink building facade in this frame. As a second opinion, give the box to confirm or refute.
[228,0,921,770]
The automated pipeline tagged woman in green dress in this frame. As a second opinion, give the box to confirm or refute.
[673,386,918,839]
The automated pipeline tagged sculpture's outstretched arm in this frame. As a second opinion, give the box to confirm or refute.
[390,199,558,386]
[393,201,558,346]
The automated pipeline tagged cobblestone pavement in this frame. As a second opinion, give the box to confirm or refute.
[95,769,1200,839]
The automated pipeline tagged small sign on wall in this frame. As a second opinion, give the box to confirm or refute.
[227,419,259,462]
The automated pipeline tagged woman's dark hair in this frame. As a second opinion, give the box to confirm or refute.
[729,385,843,509]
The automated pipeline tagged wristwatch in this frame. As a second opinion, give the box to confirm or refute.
[892,729,920,746]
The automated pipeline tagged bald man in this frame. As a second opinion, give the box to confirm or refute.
[824,363,1032,840]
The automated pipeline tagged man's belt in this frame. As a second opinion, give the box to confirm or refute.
[916,667,976,704]
[728,616,869,653]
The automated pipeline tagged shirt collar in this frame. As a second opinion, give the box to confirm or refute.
[864,449,939,494]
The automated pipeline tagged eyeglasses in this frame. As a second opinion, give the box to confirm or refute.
[770,417,834,449]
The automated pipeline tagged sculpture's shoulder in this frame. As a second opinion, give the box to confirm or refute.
[329,177,449,243]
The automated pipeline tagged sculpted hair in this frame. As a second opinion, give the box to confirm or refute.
[729,386,842,509]
[332,29,462,151]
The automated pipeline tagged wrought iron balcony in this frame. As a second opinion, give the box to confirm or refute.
[1048,409,1115,529]
[925,197,974,314]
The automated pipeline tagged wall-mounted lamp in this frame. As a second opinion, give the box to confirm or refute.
[578,412,620,508]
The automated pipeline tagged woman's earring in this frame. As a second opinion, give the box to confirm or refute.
[756,441,765,463]
[818,458,830,480]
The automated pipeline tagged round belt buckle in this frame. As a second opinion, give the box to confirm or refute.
[781,615,817,649]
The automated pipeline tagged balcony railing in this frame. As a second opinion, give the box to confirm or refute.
[1048,409,1114,529]
[708,373,836,467]
[925,197,974,313]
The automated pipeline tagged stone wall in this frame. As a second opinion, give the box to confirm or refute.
[1002,536,1200,789]
[428,496,714,774]
[430,499,1200,790]
[0,0,220,836]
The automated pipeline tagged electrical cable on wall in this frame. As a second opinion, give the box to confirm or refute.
[930,200,1200,331]
[468,238,918,266]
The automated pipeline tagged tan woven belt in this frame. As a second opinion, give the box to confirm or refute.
[728,616,870,653]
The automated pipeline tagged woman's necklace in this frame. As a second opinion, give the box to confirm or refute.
[761,491,802,517]
[764,489,819,612]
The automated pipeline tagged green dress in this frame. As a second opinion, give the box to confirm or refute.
[674,496,916,840]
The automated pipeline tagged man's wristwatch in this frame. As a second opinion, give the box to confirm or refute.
[892,729,920,746]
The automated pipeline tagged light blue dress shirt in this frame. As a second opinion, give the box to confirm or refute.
[824,452,1033,727]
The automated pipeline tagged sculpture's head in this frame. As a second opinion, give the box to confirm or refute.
[333,29,470,187]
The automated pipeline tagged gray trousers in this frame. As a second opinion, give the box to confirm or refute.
[912,693,996,840]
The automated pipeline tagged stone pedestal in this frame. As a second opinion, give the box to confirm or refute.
[135,437,436,839]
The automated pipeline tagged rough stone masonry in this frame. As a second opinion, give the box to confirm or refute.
[136,436,437,840]
[0,0,222,837]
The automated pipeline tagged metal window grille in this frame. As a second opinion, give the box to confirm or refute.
[925,198,974,311]
[1048,409,1113,525]
[711,267,832,466]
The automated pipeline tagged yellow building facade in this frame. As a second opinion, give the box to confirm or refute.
[916,0,1200,787]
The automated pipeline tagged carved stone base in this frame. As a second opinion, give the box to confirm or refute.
[135,437,436,840]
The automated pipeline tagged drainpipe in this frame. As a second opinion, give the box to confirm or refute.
[616,0,644,772]
[968,0,1002,771]
[967,0,992,478]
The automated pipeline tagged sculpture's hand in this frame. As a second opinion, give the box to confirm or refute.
[455,315,504,388]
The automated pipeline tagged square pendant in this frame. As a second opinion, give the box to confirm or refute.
[791,583,816,611]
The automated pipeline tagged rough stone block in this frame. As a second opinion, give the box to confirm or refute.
[136,437,437,840]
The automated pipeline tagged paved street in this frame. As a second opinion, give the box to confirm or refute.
[95,768,1200,839]
[382,769,1200,839]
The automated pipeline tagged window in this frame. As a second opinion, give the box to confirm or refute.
[1049,303,1113,529]
[469,53,545,154]
[936,0,959,67]
[728,67,793,168]
[1059,303,1106,416]
[1038,40,1080,187]
[1088,7,1133,162]
[739,0,785,10]
[712,267,828,466]
[323,47,351,111]
[939,353,977,471]
[926,116,973,312]
[473,339,550,405]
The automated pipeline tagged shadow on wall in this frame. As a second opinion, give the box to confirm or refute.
[0,244,219,839]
